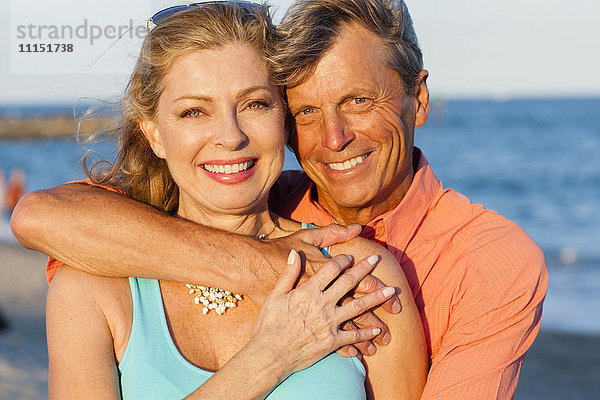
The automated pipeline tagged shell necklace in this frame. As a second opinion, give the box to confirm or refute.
[185,220,277,315]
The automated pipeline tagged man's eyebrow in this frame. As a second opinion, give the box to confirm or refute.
[341,89,373,102]
[287,101,314,114]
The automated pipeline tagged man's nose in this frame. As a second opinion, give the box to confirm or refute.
[321,111,355,151]
[216,112,248,150]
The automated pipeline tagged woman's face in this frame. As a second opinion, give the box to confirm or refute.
[142,43,287,218]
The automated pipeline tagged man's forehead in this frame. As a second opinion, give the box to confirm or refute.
[286,24,390,106]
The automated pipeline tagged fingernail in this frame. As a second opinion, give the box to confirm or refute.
[367,254,379,265]
[287,249,297,264]
[372,327,381,336]
[345,254,353,263]
[382,287,395,297]
[392,299,402,313]
[382,332,391,345]
[368,343,376,354]
[348,346,357,357]
[347,224,362,230]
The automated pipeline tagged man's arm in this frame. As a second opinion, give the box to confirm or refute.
[421,228,548,399]
[10,182,360,303]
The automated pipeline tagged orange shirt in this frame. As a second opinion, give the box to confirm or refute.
[271,149,548,399]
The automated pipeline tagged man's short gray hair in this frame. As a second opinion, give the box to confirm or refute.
[273,0,423,94]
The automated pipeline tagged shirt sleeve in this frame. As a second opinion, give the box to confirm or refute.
[45,180,125,284]
[421,224,548,399]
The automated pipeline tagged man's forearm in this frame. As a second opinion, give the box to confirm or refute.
[10,183,273,297]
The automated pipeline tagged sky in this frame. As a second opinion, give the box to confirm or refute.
[1,0,599,105]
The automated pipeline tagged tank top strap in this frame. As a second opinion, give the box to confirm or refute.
[119,277,175,373]
[300,222,330,257]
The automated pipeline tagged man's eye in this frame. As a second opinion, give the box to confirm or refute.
[353,98,367,104]
[300,108,314,115]
[180,108,203,118]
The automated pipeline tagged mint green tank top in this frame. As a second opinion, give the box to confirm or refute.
[118,225,366,399]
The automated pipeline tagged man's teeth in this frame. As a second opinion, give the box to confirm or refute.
[204,161,253,174]
[327,154,368,171]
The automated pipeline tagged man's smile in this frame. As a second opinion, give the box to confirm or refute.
[326,152,372,171]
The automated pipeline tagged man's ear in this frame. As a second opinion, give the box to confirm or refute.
[414,70,430,127]
[139,119,166,159]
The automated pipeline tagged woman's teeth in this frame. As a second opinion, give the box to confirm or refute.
[327,153,368,171]
[203,160,253,174]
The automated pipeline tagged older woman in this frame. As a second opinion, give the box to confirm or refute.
[45,2,427,399]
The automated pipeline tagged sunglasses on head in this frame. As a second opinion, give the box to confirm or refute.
[147,1,260,30]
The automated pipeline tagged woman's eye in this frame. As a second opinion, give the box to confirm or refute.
[180,108,203,118]
[353,98,367,105]
[247,101,269,110]
[300,108,314,115]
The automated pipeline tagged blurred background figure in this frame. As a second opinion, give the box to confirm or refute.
[0,169,7,330]
[0,169,5,239]
[6,168,26,215]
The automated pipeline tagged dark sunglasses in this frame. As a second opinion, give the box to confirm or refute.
[147,1,260,31]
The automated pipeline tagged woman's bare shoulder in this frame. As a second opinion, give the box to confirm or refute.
[50,265,128,296]
[48,265,130,318]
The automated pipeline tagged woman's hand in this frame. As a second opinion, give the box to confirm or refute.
[247,250,396,379]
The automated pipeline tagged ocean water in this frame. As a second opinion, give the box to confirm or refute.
[1,97,599,334]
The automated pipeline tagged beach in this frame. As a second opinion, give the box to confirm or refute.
[1,242,598,399]
[0,243,48,399]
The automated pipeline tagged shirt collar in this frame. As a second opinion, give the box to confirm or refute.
[375,148,443,258]
[299,148,443,253]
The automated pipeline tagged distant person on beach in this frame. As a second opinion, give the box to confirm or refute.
[15,3,427,399]
[12,0,548,398]
[0,169,5,238]
[6,168,25,215]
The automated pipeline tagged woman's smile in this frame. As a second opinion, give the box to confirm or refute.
[201,157,258,184]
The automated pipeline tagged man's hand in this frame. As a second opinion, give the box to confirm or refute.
[337,272,402,358]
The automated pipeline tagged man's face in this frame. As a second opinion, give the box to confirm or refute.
[286,22,429,224]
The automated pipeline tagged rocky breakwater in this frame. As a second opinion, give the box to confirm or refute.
[0,115,115,139]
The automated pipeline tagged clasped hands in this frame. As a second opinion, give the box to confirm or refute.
[252,224,401,360]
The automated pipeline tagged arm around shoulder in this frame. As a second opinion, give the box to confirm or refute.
[11,182,274,297]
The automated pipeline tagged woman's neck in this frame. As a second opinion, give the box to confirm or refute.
[177,199,276,239]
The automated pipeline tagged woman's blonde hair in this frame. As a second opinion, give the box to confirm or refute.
[84,2,278,214]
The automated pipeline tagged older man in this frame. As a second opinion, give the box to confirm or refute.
[12,0,547,398]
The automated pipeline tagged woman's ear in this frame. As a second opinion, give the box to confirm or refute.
[139,119,166,159]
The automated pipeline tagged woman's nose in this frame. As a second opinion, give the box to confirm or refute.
[215,111,248,150]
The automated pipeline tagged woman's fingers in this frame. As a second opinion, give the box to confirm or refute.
[336,286,396,324]
[307,254,354,292]
[324,254,380,301]
[267,250,302,297]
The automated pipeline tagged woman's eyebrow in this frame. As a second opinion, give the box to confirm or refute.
[235,85,271,100]
[174,94,214,103]
[173,86,271,104]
